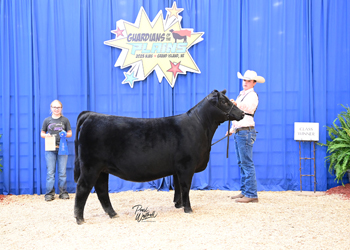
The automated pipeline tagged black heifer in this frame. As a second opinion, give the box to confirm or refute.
[74,90,244,224]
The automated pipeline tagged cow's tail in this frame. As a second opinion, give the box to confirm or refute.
[74,111,91,183]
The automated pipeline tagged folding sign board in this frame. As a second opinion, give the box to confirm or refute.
[294,122,319,141]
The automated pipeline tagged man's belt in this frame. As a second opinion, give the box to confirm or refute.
[235,126,255,133]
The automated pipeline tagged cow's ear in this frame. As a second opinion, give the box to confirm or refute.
[208,90,219,104]
[221,89,227,95]
[211,90,220,99]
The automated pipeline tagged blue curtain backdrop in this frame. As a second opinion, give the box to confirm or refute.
[1,0,349,195]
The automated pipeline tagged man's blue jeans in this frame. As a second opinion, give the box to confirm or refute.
[234,129,258,198]
[45,151,68,195]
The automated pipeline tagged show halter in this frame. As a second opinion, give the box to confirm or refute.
[58,130,68,155]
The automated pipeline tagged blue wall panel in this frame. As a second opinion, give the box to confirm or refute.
[1,0,350,195]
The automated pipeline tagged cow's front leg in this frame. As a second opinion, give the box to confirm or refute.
[177,170,194,213]
[95,172,118,219]
[173,174,183,208]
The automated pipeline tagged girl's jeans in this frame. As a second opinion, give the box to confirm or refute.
[234,128,258,198]
[45,151,68,195]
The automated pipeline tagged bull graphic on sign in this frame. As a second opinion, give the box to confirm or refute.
[169,29,192,43]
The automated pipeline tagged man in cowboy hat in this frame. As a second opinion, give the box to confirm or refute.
[227,70,265,203]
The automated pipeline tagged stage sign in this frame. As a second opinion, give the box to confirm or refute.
[294,122,319,141]
[104,2,204,88]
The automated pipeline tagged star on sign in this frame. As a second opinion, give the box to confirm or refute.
[123,72,138,88]
[167,61,183,78]
[166,2,184,19]
[112,27,124,37]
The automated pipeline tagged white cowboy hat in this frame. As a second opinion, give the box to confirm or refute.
[237,70,265,83]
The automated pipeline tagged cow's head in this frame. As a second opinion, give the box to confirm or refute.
[207,90,245,122]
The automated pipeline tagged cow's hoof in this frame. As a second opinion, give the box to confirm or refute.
[174,202,183,208]
[109,212,118,219]
[76,218,85,225]
[184,207,193,213]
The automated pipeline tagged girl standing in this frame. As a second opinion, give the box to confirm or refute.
[41,100,72,201]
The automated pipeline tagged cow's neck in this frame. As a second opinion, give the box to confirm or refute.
[193,100,220,141]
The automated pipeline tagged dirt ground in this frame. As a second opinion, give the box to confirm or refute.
[1,186,350,250]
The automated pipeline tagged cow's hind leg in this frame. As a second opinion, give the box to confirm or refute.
[95,172,118,219]
[74,165,101,225]
[173,174,183,208]
[74,178,94,225]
